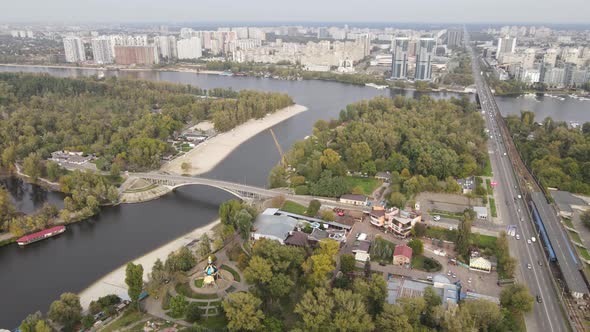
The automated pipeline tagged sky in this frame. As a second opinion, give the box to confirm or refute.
[3,0,590,24]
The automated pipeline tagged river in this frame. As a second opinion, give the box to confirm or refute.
[0,65,588,327]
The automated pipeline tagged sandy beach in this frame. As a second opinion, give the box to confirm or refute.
[78,219,219,309]
[161,104,308,176]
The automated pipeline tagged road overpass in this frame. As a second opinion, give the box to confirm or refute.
[467,31,572,332]
[130,172,368,212]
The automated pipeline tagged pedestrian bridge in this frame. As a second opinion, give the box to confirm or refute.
[130,172,282,200]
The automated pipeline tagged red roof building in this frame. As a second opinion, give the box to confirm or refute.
[393,244,413,265]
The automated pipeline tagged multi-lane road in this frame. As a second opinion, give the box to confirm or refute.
[467,34,569,331]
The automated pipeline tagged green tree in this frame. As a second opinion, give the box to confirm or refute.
[376,303,413,332]
[294,288,335,332]
[320,209,336,221]
[125,262,144,309]
[423,286,442,327]
[581,210,590,230]
[34,320,51,332]
[500,283,534,314]
[269,165,288,188]
[0,187,15,231]
[411,222,427,238]
[307,199,321,216]
[45,161,61,181]
[461,299,502,331]
[332,288,375,331]
[398,296,426,327]
[181,162,191,173]
[47,292,82,329]
[340,253,356,274]
[244,256,273,286]
[407,239,424,256]
[389,192,406,208]
[223,292,265,332]
[347,142,372,171]
[196,233,211,258]
[456,216,472,257]
[170,294,188,318]
[353,275,388,316]
[146,258,167,297]
[235,209,254,239]
[19,311,43,332]
[22,152,43,181]
[165,247,196,272]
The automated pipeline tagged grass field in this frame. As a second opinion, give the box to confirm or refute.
[579,247,590,260]
[102,310,144,332]
[430,209,464,220]
[344,176,382,195]
[281,200,307,215]
[221,264,241,282]
[200,314,228,329]
[474,234,497,250]
[175,283,219,299]
[486,178,493,193]
[489,198,497,217]
[563,218,575,229]
[411,255,442,272]
[482,155,493,176]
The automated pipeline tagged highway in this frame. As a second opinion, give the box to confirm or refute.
[467,33,569,331]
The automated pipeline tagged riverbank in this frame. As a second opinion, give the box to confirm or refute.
[78,218,220,309]
[161,104,308,176]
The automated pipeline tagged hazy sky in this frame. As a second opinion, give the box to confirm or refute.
[3,0,590,24]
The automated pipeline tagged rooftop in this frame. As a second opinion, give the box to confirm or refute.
[393,244,413,259]
[252,214,298,242]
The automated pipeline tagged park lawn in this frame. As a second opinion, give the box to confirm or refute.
[482,155,493,176]
[200,314,228,329]
[486,178,493,193]
[344,176,382,196]
[281,200,307,215]
[411,255,442,272]
[429,209,463,221]
[489,198,497,217]
[221,264,241,282]
[473,234,497,250]
[101,310,144,332]
[194,278,204,288]
[175,283,219,300]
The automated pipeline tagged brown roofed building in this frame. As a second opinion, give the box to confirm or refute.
[393,244,413,265]
[114,46,159,65]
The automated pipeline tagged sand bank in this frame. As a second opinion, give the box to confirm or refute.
[161,104,308,176]
[78,219,219,309]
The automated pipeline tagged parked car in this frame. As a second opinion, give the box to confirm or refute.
[433,215,441,221]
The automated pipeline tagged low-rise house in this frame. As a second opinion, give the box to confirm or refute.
[387,275,459,309]
[473,206,488,220]
[375,172,391,182]
[352,240,371,262]
[340,194,368,206]
[469,256,492,273]
[49,150,93,165]
[393,244,413,265]
[284,231,310,247]
[389,210,422,238]
[369,207,399,227]
[251,214,298,244]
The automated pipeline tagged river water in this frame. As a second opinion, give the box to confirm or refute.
[0,65,588,327]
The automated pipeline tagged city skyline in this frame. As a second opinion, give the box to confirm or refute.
[3,0,590,24]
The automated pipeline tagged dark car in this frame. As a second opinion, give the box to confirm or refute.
[536,295,543,303]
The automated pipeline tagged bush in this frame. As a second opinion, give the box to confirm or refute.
[370,237,396,262]
[185,302,201,323]
[295,185,309,195]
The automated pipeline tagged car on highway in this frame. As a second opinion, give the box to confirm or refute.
[536,295,543,303]
[531,237,536,243]
[538,260,543,266]
[516,234,520,240]
[527,263,532,269]
[433,215,441,221]
[527,239,532,245]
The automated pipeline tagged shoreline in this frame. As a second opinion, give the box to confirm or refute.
[160,104,308,176]
[78,218,220,309]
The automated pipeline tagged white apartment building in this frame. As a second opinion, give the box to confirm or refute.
[108,35,147,56]
[177,37,202,60]
[155,35,177,59]
[63,36,85,63]
[91,36,114,64]
[496,36,516,59]
[522,49,536,69]
[543,49,557,66]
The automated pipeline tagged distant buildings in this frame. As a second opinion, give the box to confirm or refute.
[155,35,178,60]
[91,36,114,64]
[446,28,463,48]
[114,46,158,65]
[391,37,409,79]
[415,38,435,81]
[496,36,517,59]
[177,37,202,60]
[63,36,85,63]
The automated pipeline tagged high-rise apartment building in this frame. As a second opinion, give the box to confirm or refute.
[114,46,159,65]
[522,49,536,69]
[543,49,557,66]
[177,37,202,60]
[63,36,85,63]
[155,36,177,59]
[496,36,516,59]
[91,36,114,64]
[447,28,463,48]
[391,37,409,79]
[415,38,435,81]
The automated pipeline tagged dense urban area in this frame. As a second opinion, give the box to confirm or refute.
[0,17,590,332]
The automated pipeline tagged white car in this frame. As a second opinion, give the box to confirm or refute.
[531,237,536,243]
[527,239,532,245]
[516,234,520,240]
[433,215,441,221]
[527,264,532,269]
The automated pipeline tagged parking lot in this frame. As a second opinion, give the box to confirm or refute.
[342,214,502,298]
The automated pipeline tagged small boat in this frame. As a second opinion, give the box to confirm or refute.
[220,71,234,76]
[16,226,66,246]
[365,83,388,90]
